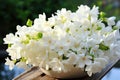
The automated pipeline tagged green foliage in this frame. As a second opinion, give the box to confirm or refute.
[91,0,120,20]
[99,43,109,51]
[26,19,33,27]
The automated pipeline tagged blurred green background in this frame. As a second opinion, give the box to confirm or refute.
[0,0,120,50]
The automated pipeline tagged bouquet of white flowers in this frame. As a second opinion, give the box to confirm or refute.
[4,5,120,78]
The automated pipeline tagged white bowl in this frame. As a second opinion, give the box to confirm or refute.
[40,65,87,79]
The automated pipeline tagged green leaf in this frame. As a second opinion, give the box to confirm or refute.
[37,32,43,39]
[89,53,95,61]
[20,57,27,62]
[88,47,92,52]
[87,28,90,31]
[62,54,68,60]
[13,60,17,64]
[99,43,109,51]
[69,49,77,54]
[26,19,33,27]
[99,12,107,22]
[96,26,102,30]
[14,59,21,64]
[100,12,106,18]
[21,39,29,44]
[26,34,31,39]
[66,28,70,33]
[32,32,43,40]
[21,34,32,44]
[8,44,12,48]
[112,26,118,30]
[88,14,91,20]
[14,57,27,64]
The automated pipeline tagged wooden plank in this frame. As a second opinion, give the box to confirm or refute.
[13,58,120,80]
[13,66,43,80]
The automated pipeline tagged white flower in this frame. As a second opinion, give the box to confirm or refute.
[16,25,33,37]
[76,5,90,19]
[107,16,116,26]
[77,54,92,68]
[110,42,120,58]
[3,33,17,44]
[63,52,78,65]
[90,45,104,57]
[53,26,66,39]
[87,37,101,47]
[41,34,56,50]
[33,13,52,32]
[6,45,21,60]
[22,40,47,66]
[116,20,120,28]
[5,58,14,70]
[104,30,119,46]
[55,8,72,24]
[90,6,99,23]
[49,58,64,71]
[48,15,56,26]
[3,5,120,77]
[101,26,113,35]
[85,58,108,76]
[53,35,72,56]
[34,13,46,25]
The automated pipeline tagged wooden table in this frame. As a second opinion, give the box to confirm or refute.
[13,58,119,80]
